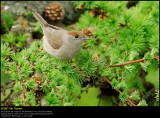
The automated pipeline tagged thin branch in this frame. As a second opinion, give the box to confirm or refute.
[31,58,66,105]
[16,64,26,106]
[41,71,66,105]
[105,56,159,68]
[41,71,49,82]
[102,76,137,106]
[54,87,66,105]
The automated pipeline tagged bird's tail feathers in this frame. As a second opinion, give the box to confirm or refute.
[32,12,48,27]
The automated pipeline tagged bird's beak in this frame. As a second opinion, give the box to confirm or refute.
[83,36,91,40]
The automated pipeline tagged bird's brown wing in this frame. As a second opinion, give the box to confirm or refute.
[32,12,66,50]
[44,28,66,50]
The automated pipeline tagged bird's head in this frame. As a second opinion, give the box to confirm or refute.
[63,31,90,45]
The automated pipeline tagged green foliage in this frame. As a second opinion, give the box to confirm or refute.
[155,88,159,102]
[25,91,37,106]
[129,51,139,61]
[117,80,128,91]
[1,1,159,106]
[1,12,14,33]
[151,48,159,57]
[26,11,32,17]
[34,22,43,34]
[24,79,38,90]
[72,1,159,106]
[16,33,27,47]
[83,59,97,76]
[14,98,22,106]
[45,92,61,106]
[1,43,13,69]
[138,99,148,106]
[2,33,26,47]
[119,92,127,102]
[129,91,140,101]
[111,79,119,89]
[13,82,21,92]
[140,61,151,72]
[1,39,83,106]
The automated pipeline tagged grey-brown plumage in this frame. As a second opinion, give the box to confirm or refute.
[46,30,65,49]
[32,12,91,60]
[32,12,65,49]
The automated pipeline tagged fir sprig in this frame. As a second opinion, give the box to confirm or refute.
[1,1,159,106]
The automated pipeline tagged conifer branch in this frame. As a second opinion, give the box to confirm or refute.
[41,71,66,105]
[41,71,49,81]
[54,87,66,105]
[29,61,67,105]
[15,64,26,106]
[102,76,137,106]
[105,56,159,68]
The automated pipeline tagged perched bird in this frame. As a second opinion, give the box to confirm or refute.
[32,12,90,60]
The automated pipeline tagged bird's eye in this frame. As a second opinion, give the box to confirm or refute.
[75,35,79,38]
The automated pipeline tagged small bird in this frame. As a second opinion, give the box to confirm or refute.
[32,12,90,60]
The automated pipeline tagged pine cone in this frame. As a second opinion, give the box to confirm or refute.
[81,27,95,37]
[44,3,65,22]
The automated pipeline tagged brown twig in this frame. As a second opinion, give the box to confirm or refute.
[29,51,66,105]
[54,87,66,105]
[105,56,159,68]
[41,71,49,82]
[102,76,137,106]
[41,71,66,105]
[16,64,26,106]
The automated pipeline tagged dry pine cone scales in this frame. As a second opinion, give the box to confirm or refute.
[44,3,65,22]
